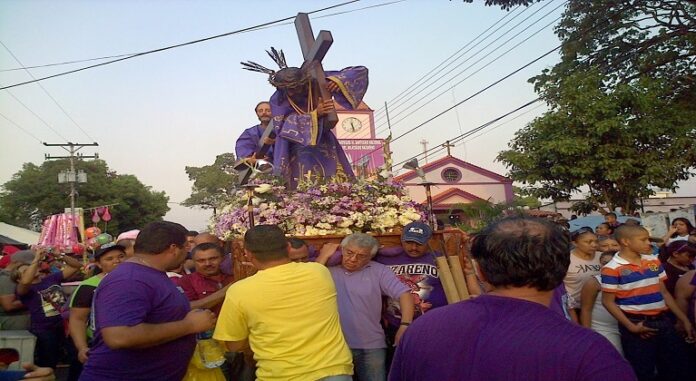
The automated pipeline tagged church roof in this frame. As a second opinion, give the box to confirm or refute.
[431,188,487,207]
[395,155,511,183]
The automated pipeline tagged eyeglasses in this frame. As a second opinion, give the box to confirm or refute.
[343,249,371,261]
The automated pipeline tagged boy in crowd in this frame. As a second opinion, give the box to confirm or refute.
[601,225,694,381]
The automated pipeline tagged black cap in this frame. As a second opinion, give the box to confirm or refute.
[94,242,126,260]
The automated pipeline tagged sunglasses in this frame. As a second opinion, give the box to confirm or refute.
[571,227,594,240]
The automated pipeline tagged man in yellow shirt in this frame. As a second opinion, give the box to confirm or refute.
[213,225,353,381]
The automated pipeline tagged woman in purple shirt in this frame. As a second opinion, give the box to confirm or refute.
[16,248,82,368]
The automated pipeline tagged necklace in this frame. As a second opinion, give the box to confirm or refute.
[131,255,154,269]
[667,257,689,271]
[287,80,313,115]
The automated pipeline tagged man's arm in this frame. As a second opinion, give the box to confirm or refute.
[674,271,695,316]
[101,309,216,349]
[58,254,82,279]
[315,243,339,266]
[190,284,232,310]
[17,253,43,295]
[223,338,250,353]
[0,289,24,312]
[394,291,415,346]
[660,281,695,341]
[68,307,91,363]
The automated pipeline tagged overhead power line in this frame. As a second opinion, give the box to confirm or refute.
[340,3,530,140]
[0,111,44,143]
[372,0,565,137]
[1,41,96,142]
[0,0,366,90]
[0,0,405,74]
[3,89,69,141]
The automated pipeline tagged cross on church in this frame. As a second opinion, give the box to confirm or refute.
[443,140,455,156]
[294,13,339,128]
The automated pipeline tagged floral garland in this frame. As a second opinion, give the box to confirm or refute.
[212,175,426,240]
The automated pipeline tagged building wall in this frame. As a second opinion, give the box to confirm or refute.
[539,196,696,218]
[403,183,509,205]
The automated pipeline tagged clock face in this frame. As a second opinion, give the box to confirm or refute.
[341,117,363,133]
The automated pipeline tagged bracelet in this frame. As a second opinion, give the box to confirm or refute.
[465,272,475,276]
[399,322,411,326]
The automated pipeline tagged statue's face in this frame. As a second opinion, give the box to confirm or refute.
[286,84,307,99]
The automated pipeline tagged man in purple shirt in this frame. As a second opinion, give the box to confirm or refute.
[317,233,413,381]
[80,221,217,381]
[374,222,447,369]
[389,217,636,381]
[235,101,274,165]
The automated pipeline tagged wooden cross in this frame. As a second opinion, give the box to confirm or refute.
[443,140,455,156]
[294,13,339,128]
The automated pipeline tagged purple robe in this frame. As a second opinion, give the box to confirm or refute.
[270,66,369,188]
[235,124,274,161]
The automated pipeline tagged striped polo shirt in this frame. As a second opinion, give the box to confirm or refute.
[600,253,667,316]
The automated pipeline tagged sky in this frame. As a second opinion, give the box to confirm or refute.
[1,0,694,231]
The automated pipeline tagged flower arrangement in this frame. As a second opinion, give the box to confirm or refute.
[212,174,426,240]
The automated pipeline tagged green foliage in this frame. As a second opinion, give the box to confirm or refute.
[182,153,238,213]
[498,1,696,214]
[0,160,169,234]
[461,0,542,11]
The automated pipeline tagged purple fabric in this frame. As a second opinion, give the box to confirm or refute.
[80,262,195,381]
[374,250,447,328]
[270,66,368,188]
[549,283,572,320]
[389,295,636,381]
[329,261,409,349]
[235,124,274,161]
[17,272,65,333]
[690,272,696,324]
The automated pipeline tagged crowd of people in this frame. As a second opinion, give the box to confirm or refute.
[0,213,695,380]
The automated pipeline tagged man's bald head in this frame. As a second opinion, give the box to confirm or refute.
[193,232,222,247]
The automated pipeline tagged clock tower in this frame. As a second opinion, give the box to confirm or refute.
[334,100,385,176]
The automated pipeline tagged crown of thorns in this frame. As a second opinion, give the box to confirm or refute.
[241,47,310,89]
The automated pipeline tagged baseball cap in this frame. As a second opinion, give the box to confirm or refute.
[666,241,696,257]
[401,222,432,245]
[9,250,36,265]
[116,229,139,242]
[95,242,126,260]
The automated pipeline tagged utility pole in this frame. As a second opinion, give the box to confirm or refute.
[44,142,99,240]
[420,139,429,164]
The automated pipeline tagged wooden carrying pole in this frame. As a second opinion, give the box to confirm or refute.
[445,233,470,300]
[431,242,460,304]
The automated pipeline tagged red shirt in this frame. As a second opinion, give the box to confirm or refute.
[179,272,233,314]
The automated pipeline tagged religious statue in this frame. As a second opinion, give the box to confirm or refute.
[240,14,368,189]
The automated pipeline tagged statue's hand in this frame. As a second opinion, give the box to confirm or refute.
[327,81,340,93]
[316,98,335,116]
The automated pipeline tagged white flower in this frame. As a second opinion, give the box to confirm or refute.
[255,184,273,194]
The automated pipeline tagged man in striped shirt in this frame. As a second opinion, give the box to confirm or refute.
[601,225,694,381]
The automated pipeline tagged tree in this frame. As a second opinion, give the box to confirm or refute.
[183,153,238,215]
[0,160,169,234]
[497,1,696,214]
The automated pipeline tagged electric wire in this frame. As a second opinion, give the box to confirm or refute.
[3,89,69,141]
[0,111,44,143]
[384,10,563,131]
[0,0,406,73]
[339,3,529,140]
[1,40,96,142]
[372,0,565,137]
[0,0,362,90]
